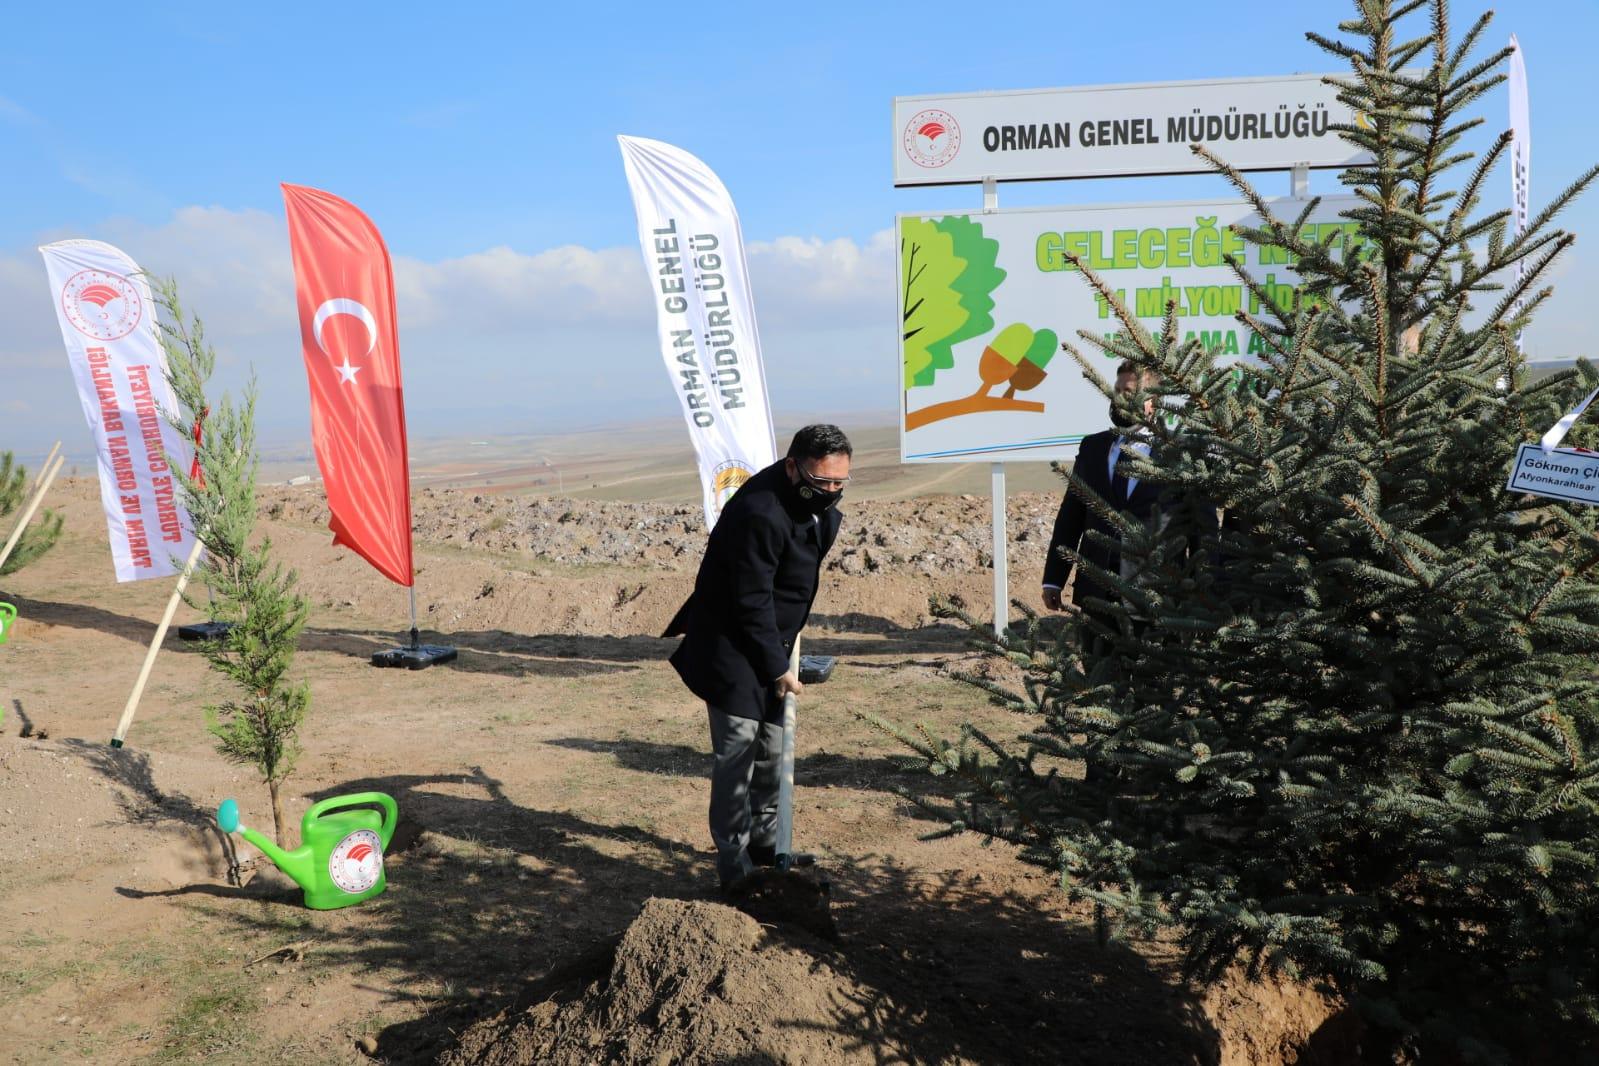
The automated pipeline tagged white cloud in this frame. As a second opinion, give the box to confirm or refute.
[0,205,897,454]
[10,198,1597,461]
[393,243,650,330]
[747,231,897,328]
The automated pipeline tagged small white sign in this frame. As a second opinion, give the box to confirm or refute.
[893,74,1369,187]
[1506,442,1599,505]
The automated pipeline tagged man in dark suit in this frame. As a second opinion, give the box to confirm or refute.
[1043,361,1182,660]
[664,424,850,890]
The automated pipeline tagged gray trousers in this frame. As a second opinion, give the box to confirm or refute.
[707,704,784,885]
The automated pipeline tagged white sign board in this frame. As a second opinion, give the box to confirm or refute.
[1506,443,1599,505]
[894,74,1369,186]
[899,197,1362,463]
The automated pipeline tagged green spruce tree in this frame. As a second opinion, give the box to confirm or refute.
[156,277,311,846]
[0,452,63,577]
[881,2,1599,1059]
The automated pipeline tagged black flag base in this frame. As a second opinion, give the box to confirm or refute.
[798,655,836,685]
[372,644,457,669]
[178,621,234,642]
[372,627,457,670]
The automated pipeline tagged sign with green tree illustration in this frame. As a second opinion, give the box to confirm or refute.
[898,197,1358,463]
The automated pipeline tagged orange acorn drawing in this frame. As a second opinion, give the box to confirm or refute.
[906,322,1059,430]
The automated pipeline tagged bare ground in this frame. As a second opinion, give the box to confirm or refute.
[0,476,1346,1065]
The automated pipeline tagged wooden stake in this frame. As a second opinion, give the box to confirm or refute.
[111,536,206,748]
[27,442,60,495]
[0,453,65,573]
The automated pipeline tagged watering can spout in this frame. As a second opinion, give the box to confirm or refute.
[217,799,314,891]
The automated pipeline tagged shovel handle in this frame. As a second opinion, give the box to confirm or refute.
[774,636,801,859]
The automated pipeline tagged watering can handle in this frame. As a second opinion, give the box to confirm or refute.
[305,792,399,849]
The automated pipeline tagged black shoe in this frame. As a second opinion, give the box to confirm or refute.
[748,844,816,869]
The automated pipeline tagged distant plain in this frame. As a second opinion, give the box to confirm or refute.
[251,420,1076,502]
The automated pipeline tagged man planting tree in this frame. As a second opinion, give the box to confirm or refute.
[664,424,850,892]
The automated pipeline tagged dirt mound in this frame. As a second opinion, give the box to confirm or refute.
[442,897,899,1066]
[1203,972,1357,1066]
[439,893,1351,1066]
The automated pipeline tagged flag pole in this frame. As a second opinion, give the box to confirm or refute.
[0,453,65,573]
[371,573,455,668]
[409,585,419,650]
[111,536,206,748]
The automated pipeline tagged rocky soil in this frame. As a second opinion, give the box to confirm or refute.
[265,485,1064,579]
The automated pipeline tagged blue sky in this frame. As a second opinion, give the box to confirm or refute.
[4,0,1597,457]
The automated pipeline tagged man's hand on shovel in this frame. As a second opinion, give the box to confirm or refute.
[775,670,804,699]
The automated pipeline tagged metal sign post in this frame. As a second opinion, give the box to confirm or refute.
[985,177,1008,638]
[991,463,1008,637]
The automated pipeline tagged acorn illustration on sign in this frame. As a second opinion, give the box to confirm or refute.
[982,323,1058,398]
[906,320,1059,430]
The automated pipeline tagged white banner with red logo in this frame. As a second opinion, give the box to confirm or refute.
[39,239,197,581]
[619,135,776,528]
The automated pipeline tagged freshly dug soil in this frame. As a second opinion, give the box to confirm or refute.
[441,898,900,1066]
[441,896,1352,1066]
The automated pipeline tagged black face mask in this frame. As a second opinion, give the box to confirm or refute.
[794,480,843,513]
[790,464,845,513]
[1109,402,1137,429]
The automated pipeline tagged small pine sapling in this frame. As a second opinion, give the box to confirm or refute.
[0,452,63,577]
[156,277,311,847]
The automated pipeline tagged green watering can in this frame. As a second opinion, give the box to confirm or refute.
[217,792,398,910]
[0,602,16,645]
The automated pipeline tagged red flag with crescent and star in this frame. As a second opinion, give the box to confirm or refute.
[282,183,414,587]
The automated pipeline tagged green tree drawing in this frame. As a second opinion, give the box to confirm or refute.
[901,217,970,388]
[926,215,1006,375]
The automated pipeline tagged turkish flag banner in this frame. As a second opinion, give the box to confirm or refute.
[282,184,414,587]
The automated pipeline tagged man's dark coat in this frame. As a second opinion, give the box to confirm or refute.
[664,460,841,720]
[1044,429,1178,611]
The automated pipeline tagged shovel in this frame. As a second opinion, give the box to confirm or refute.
[772,637,837,871]
[735,637,839,941]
